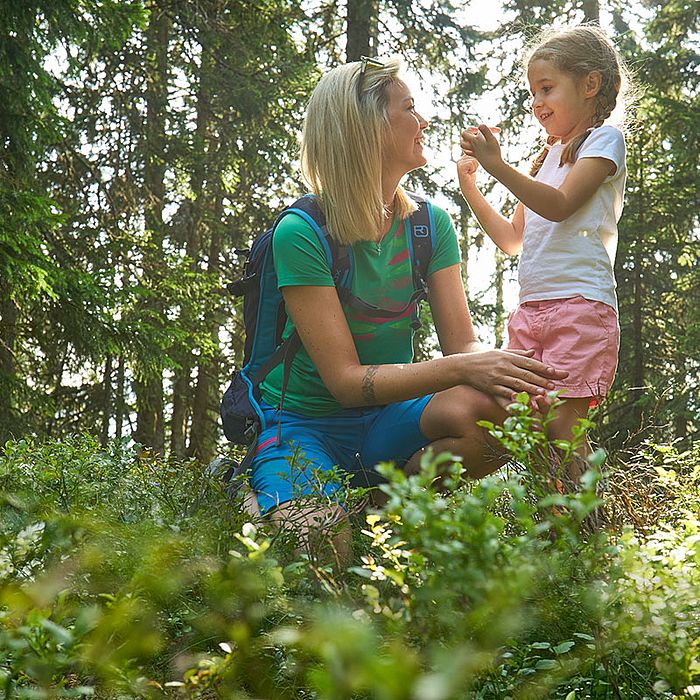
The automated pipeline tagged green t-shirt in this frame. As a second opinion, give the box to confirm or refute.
[259,202,460,415]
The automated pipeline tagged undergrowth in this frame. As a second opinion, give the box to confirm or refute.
[0,396,699,699]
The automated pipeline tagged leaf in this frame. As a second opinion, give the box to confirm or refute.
[535,659,558,670]
[40,618,74,646]
[586,448,607,468]
[553,641,575,655]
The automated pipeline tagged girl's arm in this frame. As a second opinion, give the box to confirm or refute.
[281,281,567,410]
[457,155,524,255]
[462,125,616,222]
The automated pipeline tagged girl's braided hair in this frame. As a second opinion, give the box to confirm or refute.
[526,25,628,177]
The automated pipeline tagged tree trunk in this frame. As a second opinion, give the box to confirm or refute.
[581,0,600,23]
[630,137,645,432]
[494,249,505,348]
[115,355,125,441]
[0,288,18,442]
[346,0,377,61]
[170,25,214,458]
[134,0,170,453]
[189,193,225,463]
[673,361,689,443]
[100,355,112,446]
[169,366,191,458]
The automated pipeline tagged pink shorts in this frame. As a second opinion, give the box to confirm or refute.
[507,296,620,399]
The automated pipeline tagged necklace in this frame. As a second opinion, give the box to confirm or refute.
[373,203,395,254]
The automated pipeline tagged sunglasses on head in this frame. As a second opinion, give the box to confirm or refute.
[357,55,386,98]
[359,55,385,75]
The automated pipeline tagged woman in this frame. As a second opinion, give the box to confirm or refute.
[250,58,567,557]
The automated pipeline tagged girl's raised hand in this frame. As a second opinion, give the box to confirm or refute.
[460,125,503,174]
[456,154,479,192]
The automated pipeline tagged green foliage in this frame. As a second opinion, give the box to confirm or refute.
[1,419,699,698]
[609,520,700,693]
[2,0,698,454]
[609,0,700,446]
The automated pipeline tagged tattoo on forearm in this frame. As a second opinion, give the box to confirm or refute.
[362,365,379,404]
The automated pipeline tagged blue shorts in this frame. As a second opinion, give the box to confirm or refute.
[250,396,434,515]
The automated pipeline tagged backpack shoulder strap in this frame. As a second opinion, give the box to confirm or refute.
[282,194,353,293]
[252,195,352,386]
[405,192,434,296]
[282,194,330,258]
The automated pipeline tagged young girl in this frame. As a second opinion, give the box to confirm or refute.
[458,25,629,471]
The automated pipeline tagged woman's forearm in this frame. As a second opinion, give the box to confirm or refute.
[329,349,561,409]
[334,354,464,407]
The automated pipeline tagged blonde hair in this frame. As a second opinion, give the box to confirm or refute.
[526,25,630,177]
[300,59,418,245]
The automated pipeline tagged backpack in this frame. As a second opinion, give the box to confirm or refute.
[219,193,435,481]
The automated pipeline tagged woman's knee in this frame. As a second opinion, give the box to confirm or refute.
[270,500,351,566]
[271,500,348,534]
[421,385,505,440]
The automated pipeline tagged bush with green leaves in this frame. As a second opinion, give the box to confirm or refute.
[0,417,699,698]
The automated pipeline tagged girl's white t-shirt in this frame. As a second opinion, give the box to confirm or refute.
[519,125,627,313]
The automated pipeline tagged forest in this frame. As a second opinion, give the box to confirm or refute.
[0,0,699,697]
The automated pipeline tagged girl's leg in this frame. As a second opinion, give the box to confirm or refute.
[545,396,594,487]
[546,396,592,453]
[544,396,607,534]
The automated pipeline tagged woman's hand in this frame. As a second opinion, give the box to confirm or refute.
[460,125,503,175]
[457,348,568,411]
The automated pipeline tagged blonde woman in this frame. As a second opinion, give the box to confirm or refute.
[251,58,567,556]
